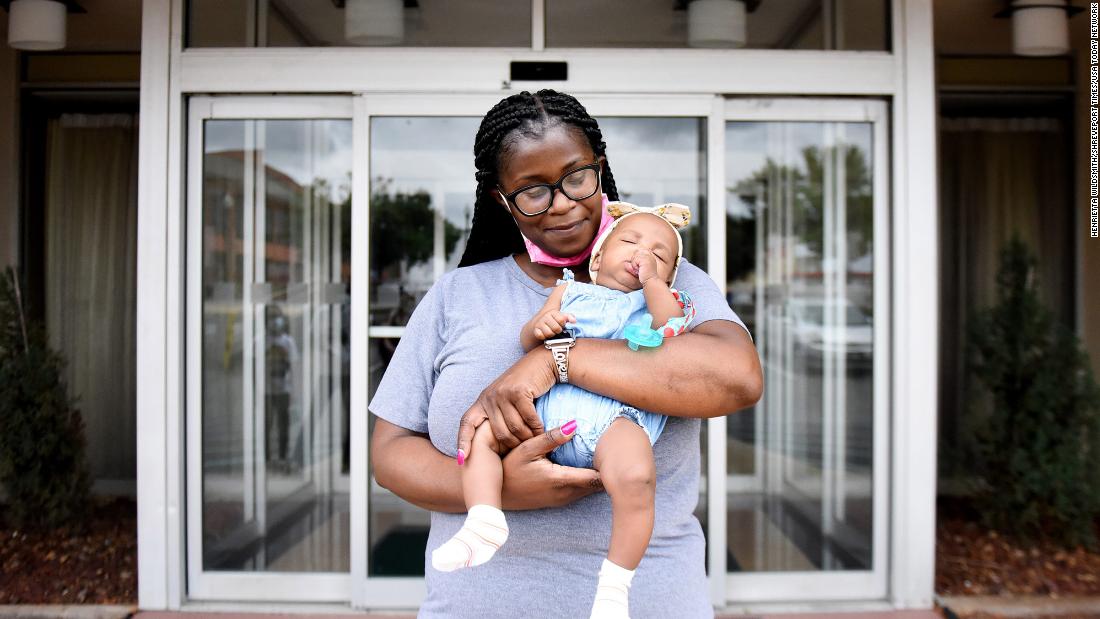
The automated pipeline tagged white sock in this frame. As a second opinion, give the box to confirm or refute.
[430,504,509,572]
[589,558,635,619]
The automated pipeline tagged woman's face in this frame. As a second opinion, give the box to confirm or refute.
[494,124,605,259]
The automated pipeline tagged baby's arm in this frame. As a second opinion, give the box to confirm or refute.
[520,283,573,352]
[641,278,685,328]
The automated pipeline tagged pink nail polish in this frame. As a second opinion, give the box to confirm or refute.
[561,420,577,436]
[457,449,466,466]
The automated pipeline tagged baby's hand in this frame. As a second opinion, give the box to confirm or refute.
[629,249,661,285]
[530,310,575,341]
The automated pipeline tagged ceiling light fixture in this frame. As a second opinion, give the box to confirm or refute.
[994,0,1083,56]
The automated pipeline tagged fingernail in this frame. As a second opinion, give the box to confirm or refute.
[561,420,577,436]
[457,449,466,466]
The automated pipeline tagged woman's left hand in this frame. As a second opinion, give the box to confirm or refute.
[456,347,557,456]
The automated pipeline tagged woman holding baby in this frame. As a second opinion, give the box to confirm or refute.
[368,89,763,619]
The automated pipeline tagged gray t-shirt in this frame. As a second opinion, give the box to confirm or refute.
[368,255,747,618]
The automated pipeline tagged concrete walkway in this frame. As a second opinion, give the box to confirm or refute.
[0,607,945,619]
[132,612,941,619]
[5,599,1099,618]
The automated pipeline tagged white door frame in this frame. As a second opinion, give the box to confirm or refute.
[185,96,354,602]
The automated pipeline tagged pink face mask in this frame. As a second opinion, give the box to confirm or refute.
[520,193,614,267]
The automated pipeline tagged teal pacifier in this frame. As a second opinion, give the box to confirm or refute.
[623,313,665,351]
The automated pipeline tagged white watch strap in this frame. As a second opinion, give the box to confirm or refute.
[548,343,570,384]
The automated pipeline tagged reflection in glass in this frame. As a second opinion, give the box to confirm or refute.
[200,118,352,572]
[367,338,430,576]
[367,117,478,575]
[368,117,477,328]
[363,115,710,574]
[187,0,530,48]
[547,0,889,51]
[725,120,875,572]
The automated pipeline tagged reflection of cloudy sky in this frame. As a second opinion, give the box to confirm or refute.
[725,121,872,218]
[371,117,480,229]
[204,115,869,228]
[205,119,353,200]
[599,117,704,215]
[370,116,712,228]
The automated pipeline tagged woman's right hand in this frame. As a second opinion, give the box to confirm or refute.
[456,346,557,456]
[500,423,603,510]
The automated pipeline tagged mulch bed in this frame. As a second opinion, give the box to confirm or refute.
[0,497,136,604]
[936,497,1100,596]
[3,494,1100,605]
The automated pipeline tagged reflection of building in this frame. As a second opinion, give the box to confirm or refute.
[0,0,1094,614]
[197,141,353,574]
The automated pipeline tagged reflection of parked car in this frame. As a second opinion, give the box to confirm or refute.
[788,299,873,371]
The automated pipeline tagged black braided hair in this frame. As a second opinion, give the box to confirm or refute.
[458,90,621,267]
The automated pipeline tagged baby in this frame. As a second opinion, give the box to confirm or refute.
[432,202,695,619]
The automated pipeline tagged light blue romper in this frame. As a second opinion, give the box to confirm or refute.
[537,269,690,469]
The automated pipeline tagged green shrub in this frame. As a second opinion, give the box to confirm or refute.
[967,237,1100,548]
[0,267,90,529]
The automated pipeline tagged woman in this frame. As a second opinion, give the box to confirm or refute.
[369,90,763,618]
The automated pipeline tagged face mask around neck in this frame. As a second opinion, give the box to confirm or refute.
[520,193,613,267]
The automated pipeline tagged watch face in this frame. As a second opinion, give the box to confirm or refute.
[544,333,575,346]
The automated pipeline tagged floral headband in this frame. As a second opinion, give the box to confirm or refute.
[589,201,692,285]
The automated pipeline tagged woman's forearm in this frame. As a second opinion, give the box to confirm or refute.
[371,421,468,513]
[568,320,763,418]
[374,416,605,513]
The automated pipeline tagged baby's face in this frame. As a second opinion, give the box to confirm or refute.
[591,213,679,292]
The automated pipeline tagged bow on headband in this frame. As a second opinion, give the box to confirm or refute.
[605,201,692,229]
[590,201,693,284]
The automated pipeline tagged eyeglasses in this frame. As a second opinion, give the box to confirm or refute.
[496,162,602,217]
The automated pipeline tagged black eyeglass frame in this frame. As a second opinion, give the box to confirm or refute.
[496,161,602,217]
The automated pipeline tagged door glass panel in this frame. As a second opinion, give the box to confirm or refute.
[546,0,889,51]
[187,0,531,48]
[368,117,478,328]
[368,116,478,574]
[725,119,875,572]
[597,115,710,539]
[597,117,706,267]
[200,118,352,572]
[364,115,708,574]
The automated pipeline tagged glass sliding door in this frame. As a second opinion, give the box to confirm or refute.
[181,94,889,607]
[354,94,715,608]
[721,98,889,601]
[186,97,354,601]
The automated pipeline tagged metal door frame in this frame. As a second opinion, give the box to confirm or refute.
[721,97,890,602]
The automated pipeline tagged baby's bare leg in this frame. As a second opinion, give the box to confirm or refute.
[463,421,504,508]
[593,417,656,570]
[431,423,509,572]
[589,417,655,618]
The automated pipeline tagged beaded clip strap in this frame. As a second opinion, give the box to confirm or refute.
[623,289,696,350]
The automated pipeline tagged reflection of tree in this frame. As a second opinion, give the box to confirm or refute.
[726,141,874,283]
[367,177,462,275]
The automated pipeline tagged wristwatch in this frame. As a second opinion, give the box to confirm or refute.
[543,332,577,384]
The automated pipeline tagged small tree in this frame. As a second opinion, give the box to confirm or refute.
[0,267,90,529]
[967,237,1100,548]
[368,179,463,275]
